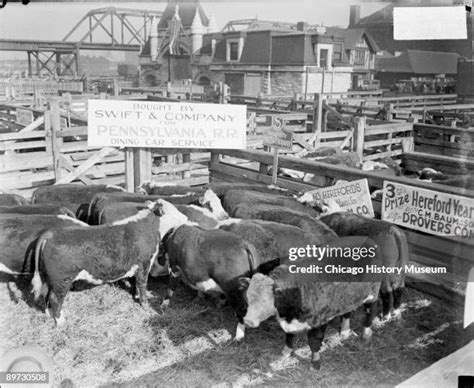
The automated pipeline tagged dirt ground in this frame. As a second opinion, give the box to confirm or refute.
[0,273,467,387]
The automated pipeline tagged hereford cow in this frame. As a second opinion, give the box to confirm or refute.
[31,184,124,215]
[228,203,337,238]
[221,190,319,218]
[207,182,294,199]
[0,214,87,275]
[137,181,204,196]
[0,204,75,217]
[31,200,188,326]
[0,193,29,206]
[88,189,226,225]
[320,211,409,320]
[220,219,336,273]
[239,236,383,369]
[159,224,258,341]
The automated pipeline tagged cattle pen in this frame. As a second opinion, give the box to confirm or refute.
[0,90,473,386]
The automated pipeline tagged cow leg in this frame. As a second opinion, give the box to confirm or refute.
[135,264,149,307]
[362,301,377,341]
[340,312,351,340]
[161,270,179,308]
[307,325,327,370]
[47,289,67,327]
[282,333,296,357]
[380,290,393,320]
[392,286,405,319]
[234,320,246,342]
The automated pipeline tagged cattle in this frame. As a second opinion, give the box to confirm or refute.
[220,219,335,273]
[0,193,29,206]
[0,204,75,217]
[137,181,204,196]
[239,236,383,369]
[31,184,124,215]
[159,224,258,341]
[88,189,226,225]
[221,190,320,218]
[0,214,87,275]
[207,182,294,199]
[320,211,409,320]
[226,202,337,238]
[96,201,221,228]
[418,168,474,190]
[31,200,188,326]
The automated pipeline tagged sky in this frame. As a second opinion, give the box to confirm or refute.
[0,0,387,60]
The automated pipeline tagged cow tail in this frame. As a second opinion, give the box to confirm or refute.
[31,230,52,300]
[245,242,258,275]
[392,227,409,287]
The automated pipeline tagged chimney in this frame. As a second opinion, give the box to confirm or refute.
[296,22,308,32]
[315,25,326,34]
[349,5,360,27]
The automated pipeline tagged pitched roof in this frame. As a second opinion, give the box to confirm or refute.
[343,28,379,52]
[158,0,209,29]
[376,49,459,74]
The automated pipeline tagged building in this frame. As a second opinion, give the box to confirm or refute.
[139,0,217,86]
[375,49,459,89]
[193,21,379,96]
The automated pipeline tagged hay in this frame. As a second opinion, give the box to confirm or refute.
[0,275,465,387]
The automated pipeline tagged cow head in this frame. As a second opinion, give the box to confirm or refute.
[157,199,189,237]
[241,273,276,328]
[297,192,313,204]
[146,200,164,217]
[199,189,228,221]
[314,199,343,215]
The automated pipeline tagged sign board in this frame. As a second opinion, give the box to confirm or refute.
[305,178,374,217]
[382,181,474,238]
[88,100,247,149]
[263,116,293,150]
[16,109,34,126]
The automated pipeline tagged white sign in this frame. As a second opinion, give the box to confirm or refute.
[394,6,467,40]
[382,181,474,238]
[306,178,374,217]
[88,100,247,149]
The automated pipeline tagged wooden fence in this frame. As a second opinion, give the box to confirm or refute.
[0,80,84,99]
[209,147,474,302]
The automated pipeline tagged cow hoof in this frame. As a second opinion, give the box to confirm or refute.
[310,360,321,370]
[161,299,170,309]
[55,313,66,327]
[381,314,391,322]
[392,309,402,320]
[362,327,373,342]
[339,329,352,340]
[281,345,294,358]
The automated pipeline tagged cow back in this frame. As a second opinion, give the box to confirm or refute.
[0,193,29,206]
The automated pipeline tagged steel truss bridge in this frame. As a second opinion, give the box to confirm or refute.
[0,7,163,77]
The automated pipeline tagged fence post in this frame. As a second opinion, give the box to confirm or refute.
[125,148,135,192]
[353,116,366,160]
[50,100,62,182]
[182,153,191,179]
[133,148,152,189]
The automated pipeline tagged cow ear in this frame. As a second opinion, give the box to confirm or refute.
[238,277,250,291]
[154,202,164,216]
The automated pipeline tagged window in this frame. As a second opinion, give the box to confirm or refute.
[333,44,342,62]
[229,42,239,61]
[319,49,329,69]
[354,49,366,66]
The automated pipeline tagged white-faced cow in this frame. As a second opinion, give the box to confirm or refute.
[0,214,87,276]
[159,224,258,341]
[240,236,383,369]
[137,181,204,196]
[31,200,188,326]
